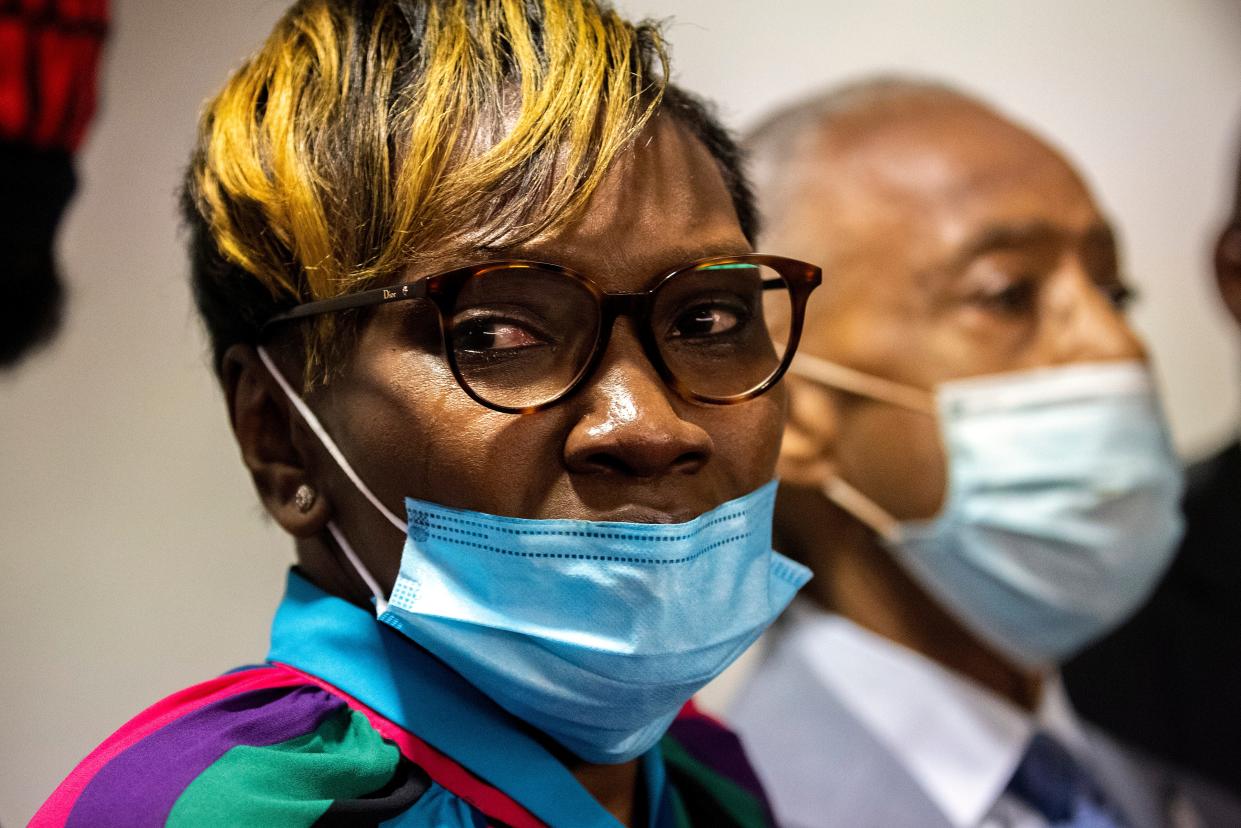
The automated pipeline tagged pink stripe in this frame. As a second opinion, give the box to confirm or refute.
[271,663,545,828]
[31,668,306,828]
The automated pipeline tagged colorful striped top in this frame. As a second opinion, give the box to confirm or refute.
[34,571,775,827]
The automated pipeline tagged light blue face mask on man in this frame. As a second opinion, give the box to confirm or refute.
[792,356,1184,669]
[259,347,810,764]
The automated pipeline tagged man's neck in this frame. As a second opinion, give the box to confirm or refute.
[799,514,1044,711]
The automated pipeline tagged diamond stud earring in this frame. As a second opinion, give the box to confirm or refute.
[294,484,317,513]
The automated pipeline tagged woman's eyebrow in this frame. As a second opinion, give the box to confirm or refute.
[492,239,754,278]
[618,239,757,277]
[660,241,755,264]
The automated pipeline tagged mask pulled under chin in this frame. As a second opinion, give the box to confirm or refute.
[794,355,1184,669]
[258,346,809,764]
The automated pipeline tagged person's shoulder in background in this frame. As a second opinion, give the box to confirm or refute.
[1183,440,1241,541]
[1065,439,1241,796]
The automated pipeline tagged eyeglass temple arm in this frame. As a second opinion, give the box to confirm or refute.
[262,279,430,331]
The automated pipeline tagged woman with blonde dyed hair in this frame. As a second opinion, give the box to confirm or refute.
[35,1,821,825]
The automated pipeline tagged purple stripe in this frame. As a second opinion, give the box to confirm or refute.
[667,716,772,807]
[66,685,344,828]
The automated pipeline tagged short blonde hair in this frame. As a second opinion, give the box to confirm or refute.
[185,0,675,383]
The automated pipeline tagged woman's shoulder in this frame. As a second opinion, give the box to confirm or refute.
[32,664,427,827]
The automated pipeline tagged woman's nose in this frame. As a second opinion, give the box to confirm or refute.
[563,325,714,478]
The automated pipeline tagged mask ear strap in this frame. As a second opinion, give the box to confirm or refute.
[791,352,936,415]
[256,346,399,613]
[328,522,389,615]
[821,476,903,544]
[785,352,925,541]
[257,346,405,532]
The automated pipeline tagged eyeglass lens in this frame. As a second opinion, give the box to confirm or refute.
[446,262,794,409]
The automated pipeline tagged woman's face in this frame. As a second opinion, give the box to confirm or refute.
[296,119,786,590]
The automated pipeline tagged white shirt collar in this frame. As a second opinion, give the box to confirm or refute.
[785,602,1087,828]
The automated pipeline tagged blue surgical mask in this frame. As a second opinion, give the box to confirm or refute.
[792,356,1184,668]
[259,347,809,764]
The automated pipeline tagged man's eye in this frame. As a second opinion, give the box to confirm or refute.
[668,304,745,339]
[454,318,545,352]
[976,279,1038,315]
[1100,282,1137,311]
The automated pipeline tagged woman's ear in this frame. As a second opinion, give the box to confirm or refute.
[1215,222,1241,328]
[221,344,331,538]
[778,373,841,488]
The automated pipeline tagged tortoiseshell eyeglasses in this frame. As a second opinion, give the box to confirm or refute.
[263,254,822,415]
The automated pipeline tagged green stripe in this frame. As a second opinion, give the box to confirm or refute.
[667,785,694,828]
[661,736,769,828]
[167,708,399,827]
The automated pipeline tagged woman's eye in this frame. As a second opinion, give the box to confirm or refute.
[454,318,545,352]
[669,305,745,338]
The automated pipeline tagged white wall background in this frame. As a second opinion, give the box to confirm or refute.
[2,1,1239,823]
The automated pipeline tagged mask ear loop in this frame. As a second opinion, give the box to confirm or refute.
[257,346,399,614]
[791,352,937,415]
[788,353,937,544]
[822,477,904,544]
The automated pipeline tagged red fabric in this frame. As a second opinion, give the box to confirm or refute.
[0,0,108,152]
[677,696,725,726]
[0,22,29,135]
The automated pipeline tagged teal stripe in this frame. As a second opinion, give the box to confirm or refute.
[167,708,398,827]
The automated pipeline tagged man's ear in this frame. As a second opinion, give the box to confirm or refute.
[1215,222,1241,328]
[778,373,841,488]
[221,344,331,538]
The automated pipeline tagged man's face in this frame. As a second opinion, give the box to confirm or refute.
[772,100,1144,521]
[304,118,785,590]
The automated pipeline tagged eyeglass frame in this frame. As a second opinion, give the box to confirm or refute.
[261,253,823,415]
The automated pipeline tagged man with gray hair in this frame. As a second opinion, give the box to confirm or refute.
[728,78,1239,827]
